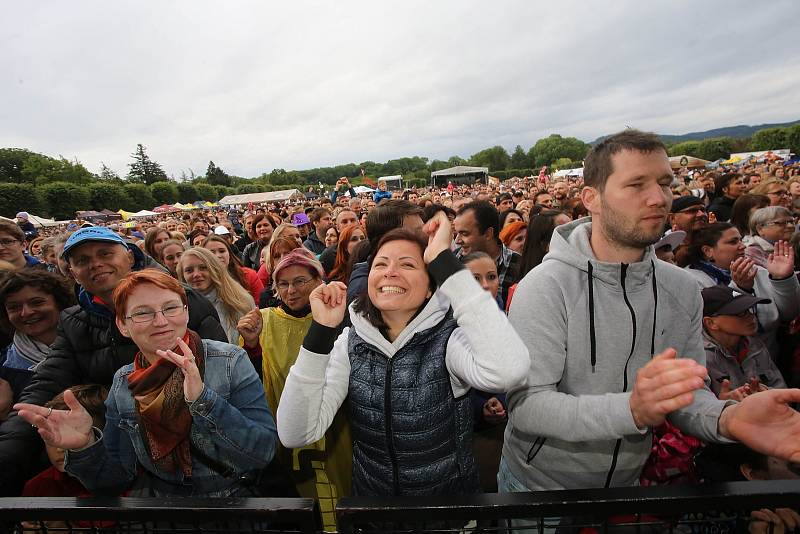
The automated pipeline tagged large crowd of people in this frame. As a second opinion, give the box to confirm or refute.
[2,130,800,531]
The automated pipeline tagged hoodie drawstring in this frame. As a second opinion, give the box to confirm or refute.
[586,260,660,372]
[587,262,597,371]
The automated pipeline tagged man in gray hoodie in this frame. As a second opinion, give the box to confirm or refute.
[503,129,800,493]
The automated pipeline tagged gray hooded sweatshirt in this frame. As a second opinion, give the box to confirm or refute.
[504,218,731,491]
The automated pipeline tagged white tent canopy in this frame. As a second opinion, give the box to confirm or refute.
[129,210,159,218]
[27,214,59,227]
[353,185,374,194]
[218,189,304,206]
[553,167,584,178]
[430,166,489,178]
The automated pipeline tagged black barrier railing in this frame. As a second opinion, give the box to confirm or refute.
[0,497,319,534]
[336,480,800,533]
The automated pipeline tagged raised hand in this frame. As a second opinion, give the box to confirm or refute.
[719,388,800,463]
[156,337,204,403]
[14,390,94,450]
[730,257,757,291]
[422,211,453,264]
[309,282,347,328]
[237,309,263,348]
[708,211,717,224]
[629,348,708,429]
[767,240,795,280]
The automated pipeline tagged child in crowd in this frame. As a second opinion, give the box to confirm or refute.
[701,285,786,401]
[22,384,108,497]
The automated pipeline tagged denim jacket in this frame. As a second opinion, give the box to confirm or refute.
[65,339,277,497]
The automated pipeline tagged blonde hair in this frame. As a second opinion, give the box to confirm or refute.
[751,178,787,196]
[177,247,254,330]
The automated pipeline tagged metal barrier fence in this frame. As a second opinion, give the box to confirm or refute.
[0,496,319,534]
[1,481,799,534]
[336,480,800,534]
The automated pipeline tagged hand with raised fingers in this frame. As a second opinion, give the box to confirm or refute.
[767,240,795,279]
[629,348,708,429]
[309,282,348,328]
[14,389,94,451]
[156,337,204,403]
[422,210,454,264]
[718,379,752,401]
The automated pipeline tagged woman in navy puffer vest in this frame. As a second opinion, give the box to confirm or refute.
[277,212,529,496]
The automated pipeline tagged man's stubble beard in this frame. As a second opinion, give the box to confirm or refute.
[598,195,663,250]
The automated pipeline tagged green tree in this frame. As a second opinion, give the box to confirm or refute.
[88,182,130,212]
[150,182,179,205]
[668,141,701,157]
[206,160,232,187]
[750,127,788,151]
[469,146,511,171]
[447,156,467,167]
[123,183,155,211]
[38,181,90,220]
[195,183,217,201]
[268,168,290,186]
[785,124,800,157]
[127,144,168,185]
[214,185,234,200]
[98,163,122,182]
[0,148,32,183]
[551,158,576,171]
[531,135,590,167]
[696,137,735,162]
[236,184,261,194]
[510,145,531,170]
[0,183,42,218]
[176,183,199,204]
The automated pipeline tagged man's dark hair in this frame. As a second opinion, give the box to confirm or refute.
[532,190,550,204]
[584,129,667,191]
[422,204,456,222]
[456,200,500,241]
[715,173,739,197]
[46,384,108,429]
[496,192,512,204]
[364,199,424,256]
[309,207,331,225]
[0,270,76,335]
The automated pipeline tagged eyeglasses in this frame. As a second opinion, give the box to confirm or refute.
[276,277,313,291]
[125,304,186,324]
[677,207,707,215]
[763,219,795,227]
[767,190,790,197]
[0,238,21,247]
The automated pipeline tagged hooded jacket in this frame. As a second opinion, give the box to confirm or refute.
[504,219,730,491]
[277,251,529,495]
[302,231,327,255]
[0,244,228,494]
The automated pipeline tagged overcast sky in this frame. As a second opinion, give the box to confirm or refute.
[2,0,798,178]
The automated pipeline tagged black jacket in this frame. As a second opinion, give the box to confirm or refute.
[0,265,227,494]
[708,195,735,222]
[302,231,327,255]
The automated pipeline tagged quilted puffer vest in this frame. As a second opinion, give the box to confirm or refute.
[347,313,479,496]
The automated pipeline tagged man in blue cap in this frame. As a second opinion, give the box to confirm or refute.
[0,227,227,494]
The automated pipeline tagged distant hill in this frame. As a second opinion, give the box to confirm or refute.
[591,119,800,145]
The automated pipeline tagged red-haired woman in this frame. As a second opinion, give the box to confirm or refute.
[328,225,366,283]
[15,269,277,497]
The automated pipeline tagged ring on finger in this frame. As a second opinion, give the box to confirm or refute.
[45,407,53,419]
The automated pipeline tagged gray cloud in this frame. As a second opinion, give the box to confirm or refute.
[1,0,798,177]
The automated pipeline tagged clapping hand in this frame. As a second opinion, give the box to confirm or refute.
[14,390,94,450]
[730,257,757,291]
[156,337,204,403]
[237,309,263,348]
[309,282,347,328]
[482,397,507,425]
[767,240,795,280]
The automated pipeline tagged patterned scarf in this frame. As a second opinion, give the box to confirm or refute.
[126,330,205,477]
[694,260,732,286]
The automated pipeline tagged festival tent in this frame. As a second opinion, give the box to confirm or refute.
[378,175,403,190]
[353,185,374,194]
[117,209,133,220]
[100,209,123,220]
[76,210,108,221]
[553,167,584,178]
[129,209,159,218]
[669,156,711,170]
[217,189,305,206]
[172,203,197,210]
[430,166,489,187]
[26,214,59,227]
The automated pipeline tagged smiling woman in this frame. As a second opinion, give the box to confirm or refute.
[13,270,277,497]
[277,212,530,499]
[0,271,75,420]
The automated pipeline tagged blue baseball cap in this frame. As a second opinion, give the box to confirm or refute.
[61,227,128,259]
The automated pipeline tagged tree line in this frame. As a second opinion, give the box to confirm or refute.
[1,124,798,219]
